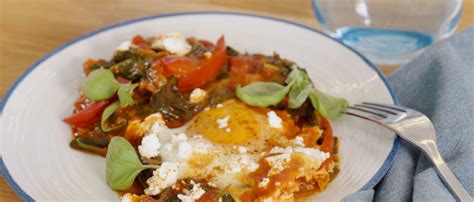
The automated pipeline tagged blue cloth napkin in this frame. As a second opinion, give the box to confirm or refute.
[343,27,474,202]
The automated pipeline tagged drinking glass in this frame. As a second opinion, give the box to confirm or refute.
[312,0,463,65]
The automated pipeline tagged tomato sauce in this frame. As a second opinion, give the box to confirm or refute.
[65,34,340,201]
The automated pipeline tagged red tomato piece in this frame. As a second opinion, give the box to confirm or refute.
[63,100,110,128]
[161,56,197,77]
[132,35,149,48]
[151,59,164,74]
[230,55,253,75]
[177,36,227,91]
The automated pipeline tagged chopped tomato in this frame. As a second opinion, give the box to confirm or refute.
[161,56,197,77]
[151,59,164,74]
[177,36,227,91]
[319,117,334,153]
[63,100,110,128]
[230,56,254,76]
[159,36,226,91]
[131,35,149,48]
[229,55,265,88]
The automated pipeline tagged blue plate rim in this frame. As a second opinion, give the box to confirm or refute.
[0,11,399,201]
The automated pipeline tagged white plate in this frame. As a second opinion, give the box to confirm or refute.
[0,12,399,201]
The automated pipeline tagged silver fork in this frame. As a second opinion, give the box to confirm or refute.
[344,102,472,202]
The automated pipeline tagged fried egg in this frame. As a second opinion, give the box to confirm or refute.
[140,99,329,199]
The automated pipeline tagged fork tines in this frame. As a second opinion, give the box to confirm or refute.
[344,102,407,120]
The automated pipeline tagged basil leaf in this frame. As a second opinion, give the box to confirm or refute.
[118,83,138,107]
[106,137,158,191]
[236,82,291,107]
[288,79,312,108]
[80,69,120,101]
[308,90,349,120]
[285,65,307,85]
[101,102,125,132]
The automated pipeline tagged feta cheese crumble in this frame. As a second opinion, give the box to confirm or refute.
[150,121,166,134]
[267,111,283,129]
[216,116,230,129]
[269,146,293,154]
[228,161,242,173]
[145,162,179,195]
[294,136,305,147]
[115,41,131,51]
[207,181,218,188]
[203,51,213,59]
[151,32,192,56]
[265,153,292,175]
[227,154,254,173]
[160,133,192,162]
[143,112,166,133]
[189,88,207,103]
[258,177,270,188]
[177,182,206,202]
[293,147,330,161]
[190,138,212,153]
[266,146,330,176]
[121,193,138,202]
[248,162,260,171]
[270,146,329,161]
[138,134,161,158]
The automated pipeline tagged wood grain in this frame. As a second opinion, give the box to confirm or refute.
[0,0,473,200]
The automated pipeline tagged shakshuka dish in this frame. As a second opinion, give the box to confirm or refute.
[63,32,349,202]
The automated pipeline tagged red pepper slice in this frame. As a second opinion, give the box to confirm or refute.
[63,100,110,128]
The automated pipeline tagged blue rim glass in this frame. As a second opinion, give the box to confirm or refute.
[0,12,399,201]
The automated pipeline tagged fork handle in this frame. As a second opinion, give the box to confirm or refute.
[421,141,472,201]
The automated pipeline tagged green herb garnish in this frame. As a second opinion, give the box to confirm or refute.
[309,89,349,120]
[76,138,105,153]
[285,64,308,84]
[101,102,125,132]
[117,83,138,107]
[80,69,120,101]
[106,137,159,191]
[288,79,312,109]
[236,82,291,107]
[236,65,348,119]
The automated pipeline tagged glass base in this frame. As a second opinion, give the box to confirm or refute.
[333,27,434,65]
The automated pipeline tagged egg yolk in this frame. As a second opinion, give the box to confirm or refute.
[188,100,262,145]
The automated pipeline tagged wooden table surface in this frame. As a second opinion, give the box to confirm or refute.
[0,0,473,200]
